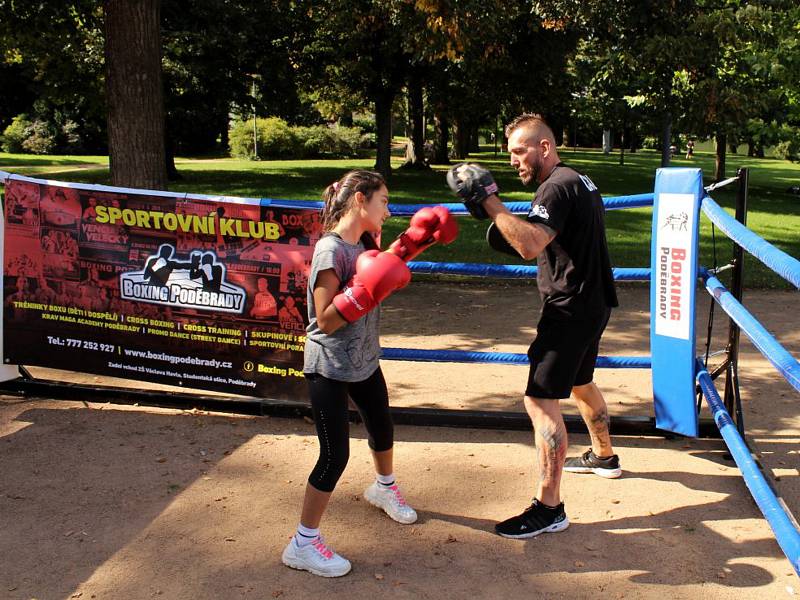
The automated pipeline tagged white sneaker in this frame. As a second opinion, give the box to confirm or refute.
[281,536,351,577]
[364,481,418,524]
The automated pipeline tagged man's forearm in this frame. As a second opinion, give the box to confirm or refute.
[484,195,554,260]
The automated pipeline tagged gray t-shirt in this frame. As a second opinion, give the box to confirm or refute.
[303,233,381,381]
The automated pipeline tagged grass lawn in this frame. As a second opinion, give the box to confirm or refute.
[2,147,799,289]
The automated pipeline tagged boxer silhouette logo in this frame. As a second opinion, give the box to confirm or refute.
[662,212,689,232]
[120,244,246,313]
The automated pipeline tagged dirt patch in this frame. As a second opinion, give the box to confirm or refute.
[1,284,798,599]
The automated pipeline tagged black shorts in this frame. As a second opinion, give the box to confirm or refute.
[526,308,611,399]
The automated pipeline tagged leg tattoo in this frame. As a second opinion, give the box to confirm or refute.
[536,420,567,496]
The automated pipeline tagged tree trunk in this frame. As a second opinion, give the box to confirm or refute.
[104,0,167,190]
[374,90,394,178]
[628,126,637,153]
[602,129,612,154]
[660,112,672,168]
[469,126,480,153]
[432,111,449,164]
[400,72,428,170]
[453,118,470,160]
[619,116,626,166]
[164,126,181,181]
[715,132,726,182]
[218,110,229,152]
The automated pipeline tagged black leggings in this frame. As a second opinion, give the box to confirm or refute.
[305,367,394,493]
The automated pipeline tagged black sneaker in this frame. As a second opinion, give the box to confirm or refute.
[564,449,622,479]
[494,499,569,539]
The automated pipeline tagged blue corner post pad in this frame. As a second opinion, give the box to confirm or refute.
[650,168,703,437]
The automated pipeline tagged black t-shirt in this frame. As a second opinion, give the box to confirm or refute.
[526,163,618,319]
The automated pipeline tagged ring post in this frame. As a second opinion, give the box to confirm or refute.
[724,168,748,434]
[650,168,703,437]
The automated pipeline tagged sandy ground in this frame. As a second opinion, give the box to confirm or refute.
[1,283,799,600]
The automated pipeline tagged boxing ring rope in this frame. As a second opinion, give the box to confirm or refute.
[701,272,800,393]
[697,173,800,576]
[702,196,800,289]
[270,193,655,216]
[403,263,650,280]
[380,194,655,370]
[380,348,651,368]
[699,363,800,576]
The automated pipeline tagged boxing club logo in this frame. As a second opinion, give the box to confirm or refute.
[529,204,550,221]
[662,211,689,232]
[119,244,246,314]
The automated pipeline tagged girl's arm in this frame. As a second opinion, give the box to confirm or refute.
[313,268,348,334]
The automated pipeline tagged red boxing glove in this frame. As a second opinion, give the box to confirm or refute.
[388,206,458,262]
[332,250,411,322]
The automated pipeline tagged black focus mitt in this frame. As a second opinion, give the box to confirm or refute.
[446,163,498,220]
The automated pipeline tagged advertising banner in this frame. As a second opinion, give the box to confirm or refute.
[2,174,322,400]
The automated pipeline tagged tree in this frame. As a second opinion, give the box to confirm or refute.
[535,0,701,166]
[0,1,106,151]
[673,2,800,179]
[424,2,576,162]
[296,0,419,177]
[104,0,167,189]
[161,0,313,163]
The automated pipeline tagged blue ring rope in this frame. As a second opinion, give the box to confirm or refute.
[702,196,800,289]
[408,262,651,281]
[259,193,654,215]
[702,273,800,393]
[697,367,800,577]
[380,347,650,368]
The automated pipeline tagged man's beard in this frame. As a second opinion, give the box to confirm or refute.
[519,156,543,186]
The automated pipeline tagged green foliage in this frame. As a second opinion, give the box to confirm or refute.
[1,114,32,153]
[774,140,799,162]
[2,113,90,155]
[353,116,376,134]
[229,118,366,159]
[1,114,59,154]
[4,0,800,173]
[0,2,106,151]
[294,125,365,158]
[229,117,297,159]
[21,120,58,154]
[642,136,659,151]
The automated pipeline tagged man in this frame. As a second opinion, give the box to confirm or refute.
[250,277,278,319]
[447,113,620,539]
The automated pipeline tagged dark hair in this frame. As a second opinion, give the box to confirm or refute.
[504,113,554,141]
[321,169,386,250]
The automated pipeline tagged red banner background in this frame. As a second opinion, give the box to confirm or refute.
[3,175,322,400]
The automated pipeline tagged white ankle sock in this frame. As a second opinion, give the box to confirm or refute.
[294,524,319,547]
[377,473,395,486]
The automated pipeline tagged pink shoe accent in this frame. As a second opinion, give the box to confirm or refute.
[389,484,407,506]
[312,538,334,560]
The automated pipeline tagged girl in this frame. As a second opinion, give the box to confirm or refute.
[282,170,417,578]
